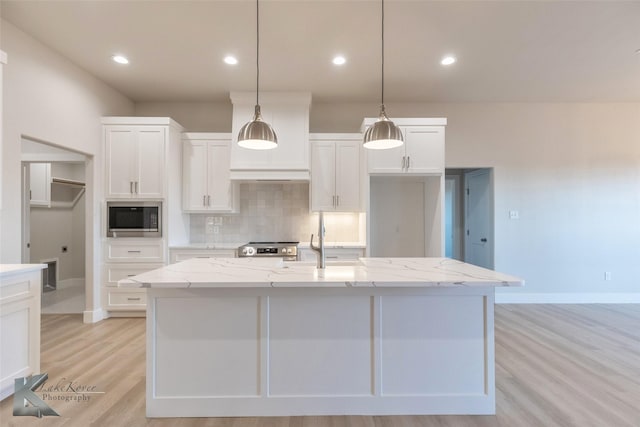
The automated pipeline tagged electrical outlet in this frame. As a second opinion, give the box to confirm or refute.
[604,272,612,281]
[509,210,519,220]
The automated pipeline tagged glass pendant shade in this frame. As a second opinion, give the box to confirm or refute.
[363,106,403,150]
[238,105,277,150]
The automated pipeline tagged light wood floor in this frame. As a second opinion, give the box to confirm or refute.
[2,305,639,427]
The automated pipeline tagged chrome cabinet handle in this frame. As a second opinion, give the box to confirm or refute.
[407,156,410,169]
[127,250,141,253]
[203,195,206,206]
[127,274,135,277]
[135,181,138,194]
[127,297,141,301]
[207,195,211,206]
[130,181,133,194]
[336,195,339,206]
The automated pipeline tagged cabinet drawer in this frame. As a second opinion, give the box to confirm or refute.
[170,249,236,264]
[324,248,365,260]
[103,263,164,286]
[107,290,147,308]
[105,240,165,262]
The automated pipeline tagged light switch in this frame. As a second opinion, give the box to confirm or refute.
[509,210,519,220]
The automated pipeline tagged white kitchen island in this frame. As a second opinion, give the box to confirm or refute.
[121,257,523,418]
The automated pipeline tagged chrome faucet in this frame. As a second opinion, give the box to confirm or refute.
[310,212,326,269]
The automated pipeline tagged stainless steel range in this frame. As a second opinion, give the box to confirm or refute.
[237,241,299,261]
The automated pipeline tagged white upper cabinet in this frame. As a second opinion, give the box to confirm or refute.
[230,92,311,179]
[310,134,362,212]
[364,118,446,175]
[183,133,237,213]
[104,119,172,199]
[29,163,51,207]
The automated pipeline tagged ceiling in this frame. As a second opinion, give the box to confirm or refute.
[2,0,639,104]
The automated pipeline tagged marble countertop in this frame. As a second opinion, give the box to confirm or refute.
[0,264,47,278]
[119,257,523,289]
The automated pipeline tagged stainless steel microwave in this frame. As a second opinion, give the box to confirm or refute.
[107,202,161,237]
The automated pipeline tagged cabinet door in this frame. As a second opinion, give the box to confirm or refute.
[29,163,51,207]
[310,142,336,211]
[404,126,444,174]
[334,141,361,211]
[105,127,136,198]
[183,140,209,211]
[366,140,405,174]
[136,127,166,198]
[206,141,234,211]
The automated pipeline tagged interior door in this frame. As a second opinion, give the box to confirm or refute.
[464,169,493,269]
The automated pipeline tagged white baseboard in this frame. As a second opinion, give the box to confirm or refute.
[83,308,105,323]
[57,277,85,289]
[496,292,640,304]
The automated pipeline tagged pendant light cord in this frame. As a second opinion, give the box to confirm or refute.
[256,0,260,107]
[381,0,385,108]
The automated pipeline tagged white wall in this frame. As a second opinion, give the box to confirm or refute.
[0,20,134,319]
[141,100,640,301]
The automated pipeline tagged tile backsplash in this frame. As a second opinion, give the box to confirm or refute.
[189,183,362,244]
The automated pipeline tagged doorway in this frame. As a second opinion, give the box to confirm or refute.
[445,168,494,269]
[21,138,87,314]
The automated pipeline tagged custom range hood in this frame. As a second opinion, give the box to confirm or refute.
[230,92,311,181]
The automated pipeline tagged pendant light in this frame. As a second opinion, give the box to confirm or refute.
[363,0,403,150]
[238,0,277,150]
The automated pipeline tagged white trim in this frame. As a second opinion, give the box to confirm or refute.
[496,292,640,304]
[83,308,105,323]
[0,50,7,64]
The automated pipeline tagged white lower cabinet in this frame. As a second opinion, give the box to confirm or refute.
[105,289,147,310]
[298,247,365,263]
[169,248,237,264]
[0,266,44,400]
[105,239,165,263]
[103,239,166,315]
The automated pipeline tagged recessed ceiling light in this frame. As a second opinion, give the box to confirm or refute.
[112,55,129,65]
[441,55,456,66]
[224,55,238,65]
[332,55,347,66]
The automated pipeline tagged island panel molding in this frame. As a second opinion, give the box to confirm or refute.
[128,257,520,417]
[146,286,495,416]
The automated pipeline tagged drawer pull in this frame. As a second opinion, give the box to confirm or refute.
[127,250,142,253]
[127,274,135,277]
[127,297,141,301]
